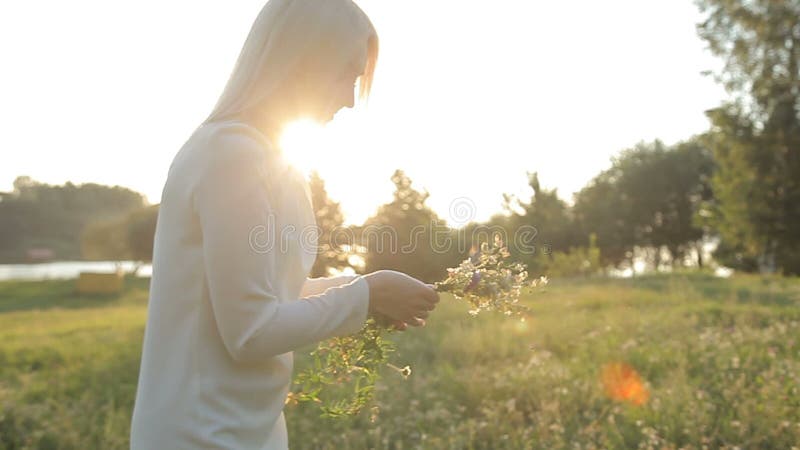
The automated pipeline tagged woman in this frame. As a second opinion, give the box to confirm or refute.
[129,1,439,448]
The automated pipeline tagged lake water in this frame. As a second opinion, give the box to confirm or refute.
[0,261,152,281]
[0,261,732,282]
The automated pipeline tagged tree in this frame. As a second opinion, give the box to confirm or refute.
[81,204,159,274]
[501,172,577,271]
[80,217,132,262]
[614,140,714,267]
[573,167,634,267]
[696,0,800,274]
[573,140,714,269]
[307,172,351,277]
[126,205,159,267]
[359,170,456,282]
[0,177,146,262]
[660,139,715,267]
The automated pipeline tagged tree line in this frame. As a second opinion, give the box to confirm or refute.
[0,0,797,277]
[0,176,147,263]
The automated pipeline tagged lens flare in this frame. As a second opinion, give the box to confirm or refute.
[601,362,649,406]
[279,119,325,175]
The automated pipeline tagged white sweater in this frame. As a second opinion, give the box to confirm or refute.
[130,119,370,449]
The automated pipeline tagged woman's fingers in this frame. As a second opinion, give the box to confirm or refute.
[392,320,408,331]
[422,285,440,304]
[407,317,426,327]
[401,311,419,323]
[406,302,433,319]
[400,307,427,323]
[413,296,437,312]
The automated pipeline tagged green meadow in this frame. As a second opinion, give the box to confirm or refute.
[0,273,798,449]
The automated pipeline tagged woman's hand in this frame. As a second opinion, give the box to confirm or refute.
[362,270,439,327]
[370,313,410,331]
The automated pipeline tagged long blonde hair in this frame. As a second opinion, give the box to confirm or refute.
[203,0,379,126]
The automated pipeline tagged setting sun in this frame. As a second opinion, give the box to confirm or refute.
[276,109,395,224]
[280,119,326,175]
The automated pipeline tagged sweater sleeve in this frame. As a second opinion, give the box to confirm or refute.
[193,131,370,364]
[300,275,359,297]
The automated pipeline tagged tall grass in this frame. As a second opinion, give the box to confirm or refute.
[0,273,798,449]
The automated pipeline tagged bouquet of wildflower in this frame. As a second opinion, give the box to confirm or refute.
[288,237,547,417]
[435,239,546,318]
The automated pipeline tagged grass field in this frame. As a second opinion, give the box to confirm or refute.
[0,273,798,449]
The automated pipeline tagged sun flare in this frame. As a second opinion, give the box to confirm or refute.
[277,112,379,223]
[280,119,327,175]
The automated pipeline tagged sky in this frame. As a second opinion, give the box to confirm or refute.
[0,0,727,225]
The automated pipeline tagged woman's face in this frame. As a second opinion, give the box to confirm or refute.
[278,45,367,125]
[314,48,368,123]
[320,70,358,122]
